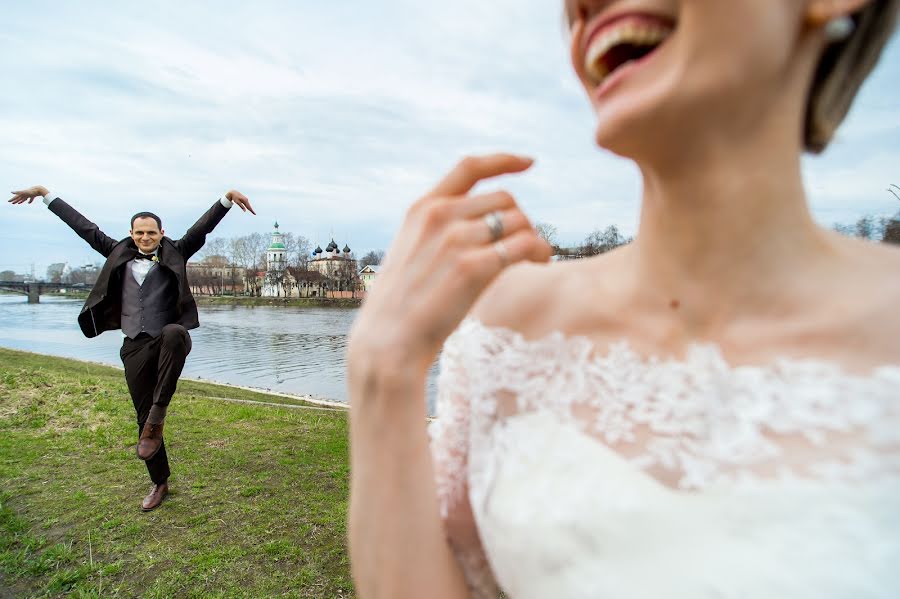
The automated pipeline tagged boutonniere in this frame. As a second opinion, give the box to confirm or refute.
[151,255,159,263]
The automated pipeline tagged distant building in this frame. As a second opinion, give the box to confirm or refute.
[306,238,361,298]
[187,257,244,296]
[309,239,355,277]
[359,264,379,292]
[262,222,290,297]
[552,247,587,261]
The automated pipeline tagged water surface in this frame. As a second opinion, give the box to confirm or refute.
[0,295,439,412]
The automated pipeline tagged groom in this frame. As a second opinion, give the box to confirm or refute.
[9,185,256,511]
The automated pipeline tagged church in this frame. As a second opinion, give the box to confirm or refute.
[309,239,354,277]
[261,222,290,297]
[260,223,359,298]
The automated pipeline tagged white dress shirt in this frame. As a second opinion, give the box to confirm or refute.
[130,254,157,286]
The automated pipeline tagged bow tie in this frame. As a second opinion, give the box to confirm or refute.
[135,253,157,261]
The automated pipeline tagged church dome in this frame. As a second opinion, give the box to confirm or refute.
[267,221,285,249]
[314,246,323,254]
[343,245,351,253]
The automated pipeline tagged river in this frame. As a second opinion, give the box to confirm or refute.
[0,295,440,413]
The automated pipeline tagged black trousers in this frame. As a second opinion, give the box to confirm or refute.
[120,324,192,485]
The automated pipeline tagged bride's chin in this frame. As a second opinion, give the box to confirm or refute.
[591,93,696,163]
[592,114,663,161]
[588,73,695,160]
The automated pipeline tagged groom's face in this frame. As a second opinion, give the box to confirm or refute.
[130,217,164,253]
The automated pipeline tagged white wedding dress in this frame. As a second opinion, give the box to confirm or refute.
[429,319,900,599]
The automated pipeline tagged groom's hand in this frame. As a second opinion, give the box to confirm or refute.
[226,190,256,215]
[8,185,49,204]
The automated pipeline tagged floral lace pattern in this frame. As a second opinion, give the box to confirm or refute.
[429,318,900,598]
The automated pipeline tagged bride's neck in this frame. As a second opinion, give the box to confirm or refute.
[627,134,832,327]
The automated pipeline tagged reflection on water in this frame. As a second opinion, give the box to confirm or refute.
[0,295,439,413]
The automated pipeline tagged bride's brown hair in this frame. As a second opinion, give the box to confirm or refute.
[564,1,899,153]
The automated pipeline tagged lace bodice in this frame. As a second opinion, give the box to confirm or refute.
[429,319,900,598]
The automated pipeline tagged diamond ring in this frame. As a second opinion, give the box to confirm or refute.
[483,211,505,242]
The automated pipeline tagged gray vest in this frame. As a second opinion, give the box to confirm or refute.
[121,262,178,338]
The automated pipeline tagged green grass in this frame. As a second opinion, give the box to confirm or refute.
[0,348,354,597]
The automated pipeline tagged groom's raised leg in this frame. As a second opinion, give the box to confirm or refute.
[139,420,171,483]
[139,325,191,461]
[146,324,192,424]
[122,336,172,466]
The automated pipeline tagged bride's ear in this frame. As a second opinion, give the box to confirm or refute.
[805,0,872,26]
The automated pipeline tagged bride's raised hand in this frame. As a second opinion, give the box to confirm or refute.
[348,153,552,380]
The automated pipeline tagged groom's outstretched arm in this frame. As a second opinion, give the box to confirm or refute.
[9,185,118,258]
[175,190,255,260]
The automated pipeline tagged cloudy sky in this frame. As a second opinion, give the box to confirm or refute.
[2,1,899,276]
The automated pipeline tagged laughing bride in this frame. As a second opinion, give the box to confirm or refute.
[346,0,900,597]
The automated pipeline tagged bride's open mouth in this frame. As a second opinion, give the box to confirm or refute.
[583,13,675,94]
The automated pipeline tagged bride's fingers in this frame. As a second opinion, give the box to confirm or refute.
[489,229,553,268]
[453,190,517,219]
[427,154,534,199]
[443,209,533,247]
[455,230,552,289]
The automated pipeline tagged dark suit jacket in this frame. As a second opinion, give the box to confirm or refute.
[48,198,230,338]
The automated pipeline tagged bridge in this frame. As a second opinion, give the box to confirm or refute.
[0,281,84,303]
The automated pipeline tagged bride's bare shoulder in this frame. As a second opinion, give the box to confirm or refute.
[834,234,900,301]
[811,234,900,366]
[470,251,626,339]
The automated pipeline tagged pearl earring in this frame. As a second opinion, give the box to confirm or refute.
[824,15,855,42]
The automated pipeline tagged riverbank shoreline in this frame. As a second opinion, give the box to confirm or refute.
[0,347,355,596]
[1,292,362,308]
[196,295,362,308]
[5,347,350,411]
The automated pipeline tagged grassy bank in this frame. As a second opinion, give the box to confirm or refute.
[0,348,354,597]
[195,296,362,309]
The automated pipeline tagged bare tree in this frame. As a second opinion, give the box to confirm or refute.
[885,185,900,245]
[63,265,100,286]
[202,237,228,261]
[287,267,327,298]
[282,232,312,269]
[359,250,385,269]
[46,263,66,284]
[581,225,631,256]
[888,184,900,203]
[534,222,559,248]
[231,233,268,296]
[854,216,877,240]
[881,214,900,244]
[832,222,854,237]
[333,254,362,298]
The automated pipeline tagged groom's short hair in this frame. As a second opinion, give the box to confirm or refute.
[131,212,162,230]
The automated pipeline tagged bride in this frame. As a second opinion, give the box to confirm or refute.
[346,0,900,597]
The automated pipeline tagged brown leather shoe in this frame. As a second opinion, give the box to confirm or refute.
[137,422,164,461]
[141,483,168,511]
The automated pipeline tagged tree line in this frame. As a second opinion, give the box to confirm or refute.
[535,222,633,258]
[534,201,899,259]
[5,199,897,286]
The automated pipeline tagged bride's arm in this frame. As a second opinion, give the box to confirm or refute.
[430,333,501,598]
[347,154,550,599]
[349,366,470,599]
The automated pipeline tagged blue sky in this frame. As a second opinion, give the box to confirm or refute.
[2,1,899,276]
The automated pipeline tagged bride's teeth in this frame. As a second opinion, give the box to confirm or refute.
[584,21,672,84]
